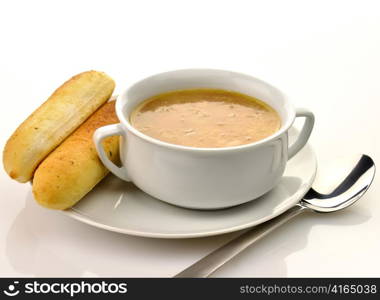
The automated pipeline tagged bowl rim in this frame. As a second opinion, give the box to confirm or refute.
[116,68,296,153]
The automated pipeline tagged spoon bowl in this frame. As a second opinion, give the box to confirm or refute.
[302,154,375,212]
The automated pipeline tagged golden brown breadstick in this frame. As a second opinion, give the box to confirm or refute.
[3,70,115,183]
[32,101,119,210]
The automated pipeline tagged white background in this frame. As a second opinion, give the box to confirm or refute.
[0,0,379,277]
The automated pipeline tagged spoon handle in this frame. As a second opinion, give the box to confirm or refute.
[174,205,307,278]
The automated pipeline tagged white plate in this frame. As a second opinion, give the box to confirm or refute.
[64,128,317,238]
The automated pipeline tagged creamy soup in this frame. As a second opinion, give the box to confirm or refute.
[130,89,281,148]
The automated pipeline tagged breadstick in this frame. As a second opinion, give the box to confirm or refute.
[3,70,115,182]
[32,101,119,210]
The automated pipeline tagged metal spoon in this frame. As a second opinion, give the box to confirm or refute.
[175,154,375,278]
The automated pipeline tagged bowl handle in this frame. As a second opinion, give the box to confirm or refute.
[288,108,315,159]
[93,123,130,181]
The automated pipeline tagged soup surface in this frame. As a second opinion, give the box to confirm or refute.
[130,89,281,148]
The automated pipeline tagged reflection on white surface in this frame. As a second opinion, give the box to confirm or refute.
[4,190,371,277]
[212,209,371,277]
[5,192,239,277]
[113,194,124,210]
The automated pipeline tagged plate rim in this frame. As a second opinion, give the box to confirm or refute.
[63,145,317,239]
